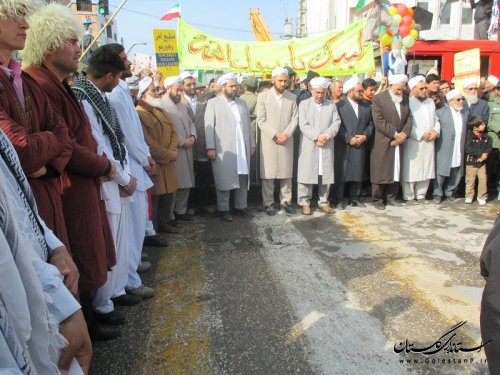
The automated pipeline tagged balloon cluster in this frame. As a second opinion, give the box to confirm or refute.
[379,3,419,48]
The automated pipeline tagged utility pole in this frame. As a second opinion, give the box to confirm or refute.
[297,0,307,37]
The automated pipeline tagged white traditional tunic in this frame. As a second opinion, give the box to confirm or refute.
[403,97,440,182]
[228,99,249,175]
[393,101,401,182]
[451,108,463,168]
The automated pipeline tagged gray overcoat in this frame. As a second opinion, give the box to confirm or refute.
[335,99,374,183]
[204,96,256,191]
[180,94,208,161]
[435,106,468,177]
[160,96,196,189]
[370,90,412,184]
[297,97,341,184]
[256,89,298,179]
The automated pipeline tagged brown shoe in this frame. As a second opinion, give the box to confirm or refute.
[319,205,334,214]
[302,205,311,215]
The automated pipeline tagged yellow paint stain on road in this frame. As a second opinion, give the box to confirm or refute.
[333,210,486,343]
[134,222,211,375]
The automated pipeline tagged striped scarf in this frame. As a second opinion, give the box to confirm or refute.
[72,74,127,166]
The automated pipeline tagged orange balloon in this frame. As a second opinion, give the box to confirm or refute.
[408,7,414,17]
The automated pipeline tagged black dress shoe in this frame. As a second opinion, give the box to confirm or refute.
[221,211,233,222]
[168,219,180,227]
[266,205,276,216]
[283,202,297,214]
[89,323,121,341]
[111,293,142,306]
[386,200,403,207]
[351,200,366,207]
[234,208,254,218]
[143,234,168,247]
[158,224,180,234]
[95,310,127,325]
[175,214,192,221]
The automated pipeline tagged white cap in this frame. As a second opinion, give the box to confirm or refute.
[310,76,329,89]
[446,88,462,101]
[126,76,140,91]
[388,74,408,85]
[164,75,181,88]
[408,75,425,90]
[271,67,288,77]
[180,71,194,81]
[343,75,360,94]
[217,73,237,86]
[462,77,478,88]
[487,75,499,86]
[138,77,153,100]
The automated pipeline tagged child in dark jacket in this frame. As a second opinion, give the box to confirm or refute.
[465,116,493,205]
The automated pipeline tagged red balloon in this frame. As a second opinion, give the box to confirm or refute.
[399,24,410,37]
[396,3,409,16]
[401,15,413,26]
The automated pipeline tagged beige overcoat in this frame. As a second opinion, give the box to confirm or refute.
[256,89,298,179]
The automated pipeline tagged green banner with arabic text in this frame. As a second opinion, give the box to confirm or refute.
[177,18,374,76]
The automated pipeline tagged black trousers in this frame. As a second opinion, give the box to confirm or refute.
[192,160,215,207]
[334,181,362,202]
[372,182,399,205]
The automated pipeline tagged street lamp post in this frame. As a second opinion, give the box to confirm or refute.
[127,42,147,55]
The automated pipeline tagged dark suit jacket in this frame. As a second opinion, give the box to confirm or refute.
[464,98,489,124]
[335,99,374,182]
[370,90,412,184]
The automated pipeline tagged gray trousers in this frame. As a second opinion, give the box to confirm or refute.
[261,178,292,207]
[474,19,490,40]
[216,174,248,212]
[174,188,190,215]
[152,193,174,230]
[298,176,330,207]
[433,167,463,198]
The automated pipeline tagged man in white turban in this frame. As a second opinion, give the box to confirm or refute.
[463,77,489,125]
[484,75,499,101]
[402,75,440,204]
[297,76,340,215]
[204,74,256,222]
[256,66,298,215]
[433,89,468,203]
[370,74,412,209]
[160,75,197,224]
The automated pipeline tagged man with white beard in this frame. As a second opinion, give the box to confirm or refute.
[370,74,412,210]
[402,76,440,204]
[462,78,490,124]
[136,77,179,234]
[433,89,469,203]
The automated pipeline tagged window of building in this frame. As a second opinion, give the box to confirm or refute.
[462,6,473,24]
[440,0,451,24]
[76,0,92,12]
[417,1,429,10]
[106,25,113,39]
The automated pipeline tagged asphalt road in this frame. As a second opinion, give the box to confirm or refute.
[90,195,498,375]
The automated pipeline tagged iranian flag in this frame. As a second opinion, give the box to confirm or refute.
[160,2,180,21]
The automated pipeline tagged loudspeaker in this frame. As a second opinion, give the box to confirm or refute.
[412,6,433,30]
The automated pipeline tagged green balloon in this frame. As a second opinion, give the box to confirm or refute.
[393,14,402,25]
[402,35,415,47]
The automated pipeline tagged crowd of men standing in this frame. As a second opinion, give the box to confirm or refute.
[1,1,500,374]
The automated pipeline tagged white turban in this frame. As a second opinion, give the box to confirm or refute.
[446,89,462,101]
[164,75,181,88]
[126,76,140,91]
[217,73,237,86]
[388,74,408,85]
[138,77,153,100]
[487,75,499,86]
[310,76,329,89]
[271,67,288,77]
[180,71,194,81]
[462,77,478,88]
[343,75,360,94]
[408,75,425,90]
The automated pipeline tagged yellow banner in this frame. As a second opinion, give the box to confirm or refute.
[177,19,375,76]
[454,48,480,93]
[153,29,180,77]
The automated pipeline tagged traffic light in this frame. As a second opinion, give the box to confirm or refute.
[98,0,108,15]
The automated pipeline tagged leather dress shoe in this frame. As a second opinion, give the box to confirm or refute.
[386,200,403,207]
[221,211,233,222]
[126,285,154,299]
[404,199,419,206]
[337,201,347,210]
[201,206,216,214]
[234,208,254,218]
[175,214,192,221]
[373,203,385,210]
[89,323,121,341]
[143,234,168,247]
[350,200,365,208]
[445,196,459,203]
[95,310,127,325]
[158,224,180,234]
[168,219,180,227]
[302,205,311,215]
[433,196,442,204]
[416,198,430,205]
[283,202,297,214]
[266,205,276,216]
[111,293,142,306]
[319,205,334,214]
[137,261,151,273]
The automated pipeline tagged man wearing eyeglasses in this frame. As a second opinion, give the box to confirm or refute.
[433,89,469,203]
[463,78,490,125]
[402,76,440,205]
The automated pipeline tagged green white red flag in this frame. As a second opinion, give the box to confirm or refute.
[160,2,180,21]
